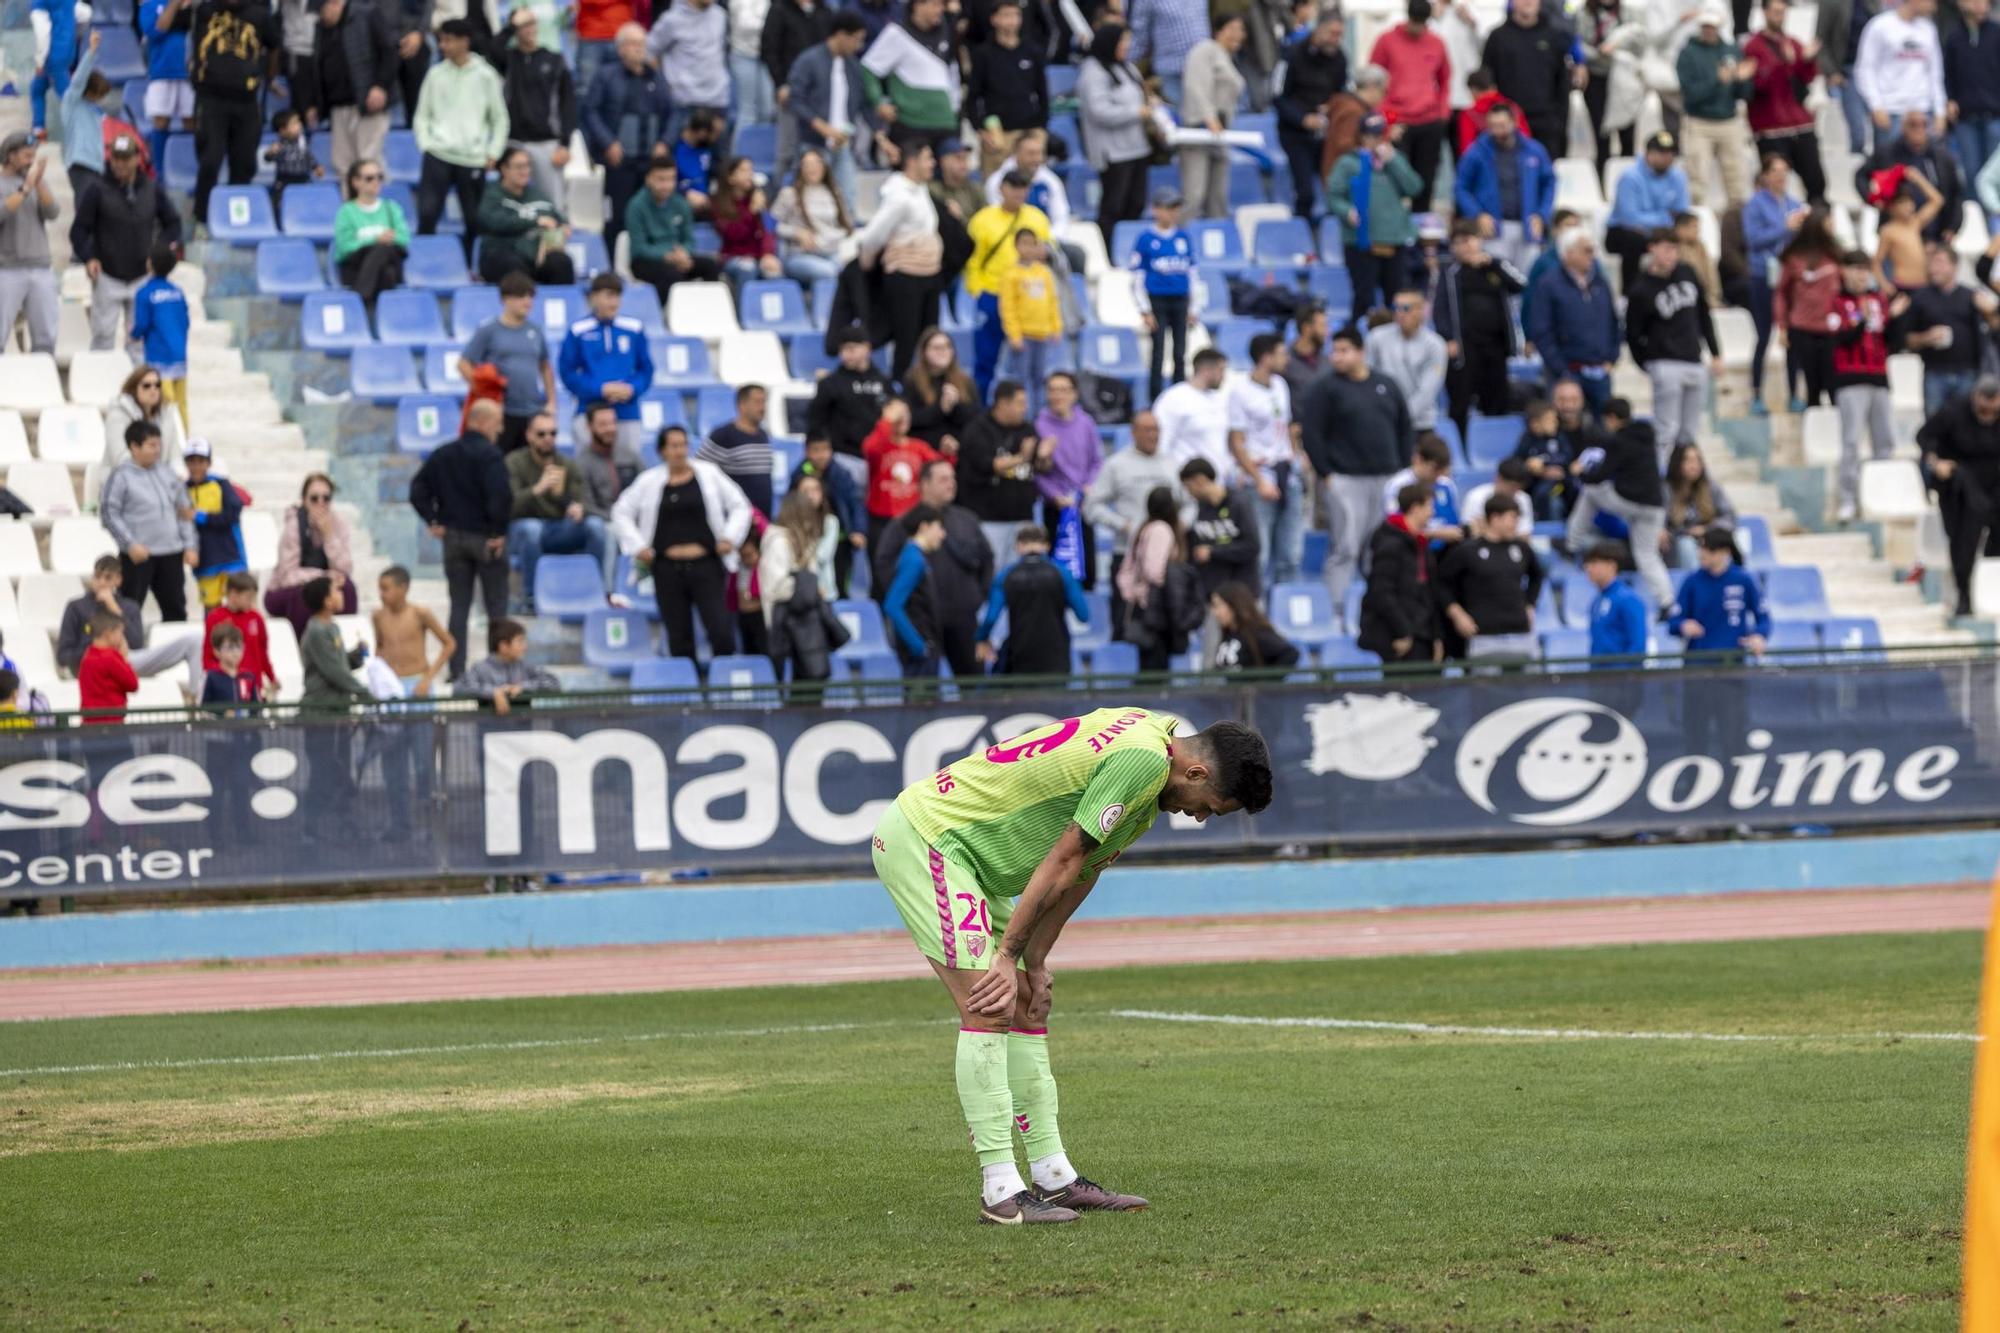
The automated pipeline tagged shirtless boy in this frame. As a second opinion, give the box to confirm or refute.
[372,566,455,696]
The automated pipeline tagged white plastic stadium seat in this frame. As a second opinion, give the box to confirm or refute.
[5,459,79,516]
[0,521,40,576]
[1859,458,1930,521]
[666,282,740,340]
[46,518,117,576]
[240,508,279,571]
[717,331,789,385]
[34,404,104,466]
[0,576,16,628]
[0,353,66,415]
[1801,405,1841,467]
[16,571,79,630]
[0,410,30,465]
[1975,558,2000,618]
[65,348,133,406]
[266,615,304,700]
[1062,220,1109,279]
[5,624,56,686]
[1230,203,1292,259]
[1602,156,1635,206]
[332,613,375,654]
[1554,157,1605,214]
[1713,308,1757,370]
[1093,270,1145,330]
[1889,354,1924,411]
[40,678,78,713]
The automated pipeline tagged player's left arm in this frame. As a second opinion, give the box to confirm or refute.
[966,823,1092,1016]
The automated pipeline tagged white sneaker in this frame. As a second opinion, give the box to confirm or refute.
[1836,501,1858,523]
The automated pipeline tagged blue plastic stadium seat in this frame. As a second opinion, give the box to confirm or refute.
[637,387,689,436]
[1110,219,1146,269]
[402,234,471,289]
[1187,220,1246,269]
[1319,637,1383,673]
[706,653,780,705]
[739,278,814,337]
[1059,161,1099,222]
[278,181,341,241]
[1761,621,1823,663]
[1301,529,1328,576]
[1304,265,1352,315]
[1432,417,1463,459]
[93,26,146,82]
[582,607,658,674]
[96,0,136,23]
[1253,218,1315,266]
[422,342,467,393]
[1539,628,1593,663]
[1209,316,1275,364]
[301,291,372,353]
[645,335,711,388]
[382,182,426,232]
[161,134,198,193]
[736,122,777,173]
[1045,113,1080,158]
[256,238,326,299]
[369,289,445,346]
[209,186,278,244]
[1069,592,1111,650]
[788,337,838,380]
[1236,111,1279,151]
[1144,163,1179,202]
[630,655,701,700]
[1267,581,1341,650]
[349,345,423,401]
[1318,217,1344,258]
[1046,65,1078,97]
[1763,565,1831,619]
[691,223,722,253]
[1818,615,1883,659]
[1734,513,1776,568]
[1226,161,1272,208]
[533,553,607,622]
[616,280,665,334]
[1559,571,1600,628]
[1076,640,1140,679]
[396,395,461,453]
[1466,414,1523,468]
[383,129,421,182]
[695,384,739,436]
[450,285,501,341]
[1079,324,1143,377]
[563,230,610,280]
[120,78,148,127]
[533,285,585,337]
[832,599,888,658]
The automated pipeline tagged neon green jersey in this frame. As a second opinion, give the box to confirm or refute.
[895,706,1180,897]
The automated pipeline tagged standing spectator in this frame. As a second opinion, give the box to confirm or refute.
[1774,209,1845,408]
[929,138,987,222]
[1179,457,1261,600]
[575,402,643,554]
[1528,230,1622,412]
[1482,0,1573,161]
[1857,110,1965,245]
[1326,115,1424,324]
[1918,375,2000,615]
[507,411,610,609]
[871,458,992,673]
[298,576,372,741]
[1227,334,1303,588]
[1371,0,1453,205]
[501,7,578,210]
[785,14,871,205]
[1565,397,1673,609]
[1358,482,1444,664]
[101,418,197,625]
[862,0,961,154]
[772,148,855,286]
[1281,301,1331,403]
[1275,14,1348,221]
[142,0,197,171]
[307,0,396,188]
[613,426,754,659]
[1179,16,1248,219]
[764,0,838,179]
[264,473,359,633]
[1451,102,1555,274]
[1949,0,2000,209]
[1855,0,1947,143]
[559,272,655,458]
[1131,188,1197,400]
[1437,0,1493,150]
[1584,542,1650,661]
[1435,218,1526,444]
[1367,292,1449,452]
[459,272,556,455]
[882,503,947,675]
[1579,0,1645,172]
[1382,434,1466,539]
[1438,495,1545,663]
[332,157,409,309]
[584,25,672,252]
[976,523,1088,673]
[576,0,640,93]
[1625,227,1724,460]
[1664,440,1738,566]
[71,137,181,353]
[264,108,324,214]
[30,0,84,140]
[102,365,187,478]
[762,489,847,689]
[1321,63,1391,180]
[1831,248,1904,520]
[129,256,188,430]
[1905,241,1986,413]
[1300,327,1414,626]
[408,399,512,679]
[1076,23,1155,249]
[648,0,732,143]
[1129,0,1206,105]
[182,439,244,609]
[1745,0,1826,205]
[189,0,278,226]
[708,155,784,289]
[1115,484,1192,670]
[1511,398,1575,518]
[477,147,576,285]
[966,0,1050,177]
[1604,131,1691,287]
[1153,348,1232,481]
[1208,581,1301,669]
[856,141,945,379]
[999,231,1064,408]
[0,131,60,357]
[809,326,893,486]
[1086,410,1180,634]
[1032,371,1102,586]
[728,0,776,138]
[701,384,776,518]
[625,155,724,300]
[1677,526,1769,656]
[56,556,204,691]
[965,169,1052,395]
[1677,7,1756,208]
[905,328,979,452]
[370,565,456,699]
[204,572,278,697]
[1743,155,1807,412]
[413,20,509,255]
[957,380,1043,567]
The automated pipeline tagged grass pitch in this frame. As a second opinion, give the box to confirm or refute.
[0,931,1979,1330]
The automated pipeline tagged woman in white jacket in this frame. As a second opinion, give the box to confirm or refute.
[611,425,754,661]
[100,364,186,480]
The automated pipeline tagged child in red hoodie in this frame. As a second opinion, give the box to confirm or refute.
[78,612,139,724]
[862,398,948,550]
[1829,249,1908,523]
[201,571,277,699]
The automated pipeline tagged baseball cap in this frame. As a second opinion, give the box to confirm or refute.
[1696,3,1727,24]
[0,130,32,159]
[109,135,139,157]
[937,138,968,157]
[1646,130,1677,154]
[1150,186,1184,208]
[184,437,213,460]
[1360,113,1389,138]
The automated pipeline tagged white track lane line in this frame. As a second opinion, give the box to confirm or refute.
[1108,1009,1980,1044]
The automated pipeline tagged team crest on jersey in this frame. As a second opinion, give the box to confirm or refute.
[966,935,987,959]
[1099,803,1125,835]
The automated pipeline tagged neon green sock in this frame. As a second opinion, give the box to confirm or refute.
[1007,1029,1065,1164]
[956,1029,1017,1169]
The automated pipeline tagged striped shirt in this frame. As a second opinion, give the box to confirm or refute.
[698,423,774,486]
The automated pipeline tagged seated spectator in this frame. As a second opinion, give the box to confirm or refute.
[460,272,557,455]
[129,246,189,428]
[700,384,777,519]
[1357,481,1443,664]
[459,617,562,715]
[1115,484,1192,672]
[999,230,1065,412]
[611,425,754,660]
[1565,397,1672,610]
[265,473,359,636]
[1452,100,1554,273]
[1676,526,1769,657]
[760,481,842,628]
[771,147,853,286]
[477,146,578,286]
[627,154,724,301]
[372,565,457,698]
[183,438,246,609]
[904,328,979,453]
[883,503,947,677]
[1463,458,1537,536]
[1584,541,1650,663]
[102,364,187,478]
[711,154,784,289]
[202,572,277,700]
[1179,457,1260,599]
[332,158,410,310]
[673,108,723,213]
[508,410,610,609]
[957,380,1044,570]
[559,273,655,458]
[1208,579,1301,670]
[1919,376,2000,617]
[264,109,323,214]
[1381,434,1465,542]
[1510,398,1573,520]
[1604,131,1689,289]
[1438,494,1545,663]
[1664,441,1737,568]
[79,609,140,722]
[100,420,195,623]
[976,522,1088,674]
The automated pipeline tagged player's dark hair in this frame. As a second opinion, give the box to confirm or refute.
[1192,721,1273,814]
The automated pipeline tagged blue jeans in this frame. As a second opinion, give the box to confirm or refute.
[1837,68,1873,155]
[575,42,615,101]
[1003,338,1055,414]
[1925,367,1977,418]
[511,515,611,605]
[784,252,840,286]
[730,52,776,128]
[1957,116,2000,211]
[1253,462,1307,588]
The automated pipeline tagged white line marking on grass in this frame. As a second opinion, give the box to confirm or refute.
[1108,1009,1979,1044]
[0,1019,939,1080]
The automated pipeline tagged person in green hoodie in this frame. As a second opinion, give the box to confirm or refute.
[1675,6,1756,209]
[625,153,723,302]
[1325,113,1423,326]
[413,18,510,257]
[332,158,411,309]
[477,146,577,285]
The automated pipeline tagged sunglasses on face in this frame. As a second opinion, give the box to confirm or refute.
[1393,302,1421,311]
[356,172,382,182]
[139,379,161,389]
[529,430,556,440]
[306,493,332,503]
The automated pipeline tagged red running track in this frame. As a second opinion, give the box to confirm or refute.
[0,885,1986,1022]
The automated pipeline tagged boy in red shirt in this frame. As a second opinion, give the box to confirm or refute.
[202,571,276,699]
[862,398,948,553]
[79,612,139,724]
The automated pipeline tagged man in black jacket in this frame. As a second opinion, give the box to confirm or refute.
[977,523,1086,674]
[1564,397,1672,611]
[1275,14,1347,220]
[308,0,398,187]
[1358,481,1442,663]
[1438,495,1546,663]
[502,8,578,209]
[1905,242,1985,415]
[1918,376,2000,616]
[965,0,1049,171]
[957,380,1043,570]
[1178,457,1262,599]
[1298,327,1412,627]
[71,137,182,351]
[808,325,892,484]
[190,0,281,226]
[762,0,837,176]
[1434,217,1526,447]
[409,398,512,678]
[1481,0,1572,168]
[872,459,992,673]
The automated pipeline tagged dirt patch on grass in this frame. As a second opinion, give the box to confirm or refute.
[0,1077,745,1157]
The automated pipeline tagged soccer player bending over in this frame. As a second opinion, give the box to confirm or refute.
[872,708,1274,1224]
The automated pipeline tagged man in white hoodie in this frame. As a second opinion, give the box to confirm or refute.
[1855,0,1948,142]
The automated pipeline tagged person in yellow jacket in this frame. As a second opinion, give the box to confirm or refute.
[998,230,1066,417]
[965,171,1052,399]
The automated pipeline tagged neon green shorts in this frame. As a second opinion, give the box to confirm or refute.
[873,801,1017,972]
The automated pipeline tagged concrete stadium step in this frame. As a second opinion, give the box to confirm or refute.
[1775,531,1877,566]
[200,421,312,453]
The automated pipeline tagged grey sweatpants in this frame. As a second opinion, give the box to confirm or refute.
[1567,480,1672,611]
[1835,383,1894,511]
[0,266,59,354]
[130,633,204,691]
[1323,471,1395,627]
[89,272,142,349]
[1646,359,1707,460]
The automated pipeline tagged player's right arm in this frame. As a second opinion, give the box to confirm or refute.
[966,823,1092,1017]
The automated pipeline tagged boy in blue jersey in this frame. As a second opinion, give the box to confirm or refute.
[1129,187,1196,401]
[558,272,656,456]
[1584,542,1648,664]
[140,0,196,170]
[129,245,191,428]
[1676,526,1768,658]
[673,109,721,211]
[1380,435,1464,544]
[30,0,81,137]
